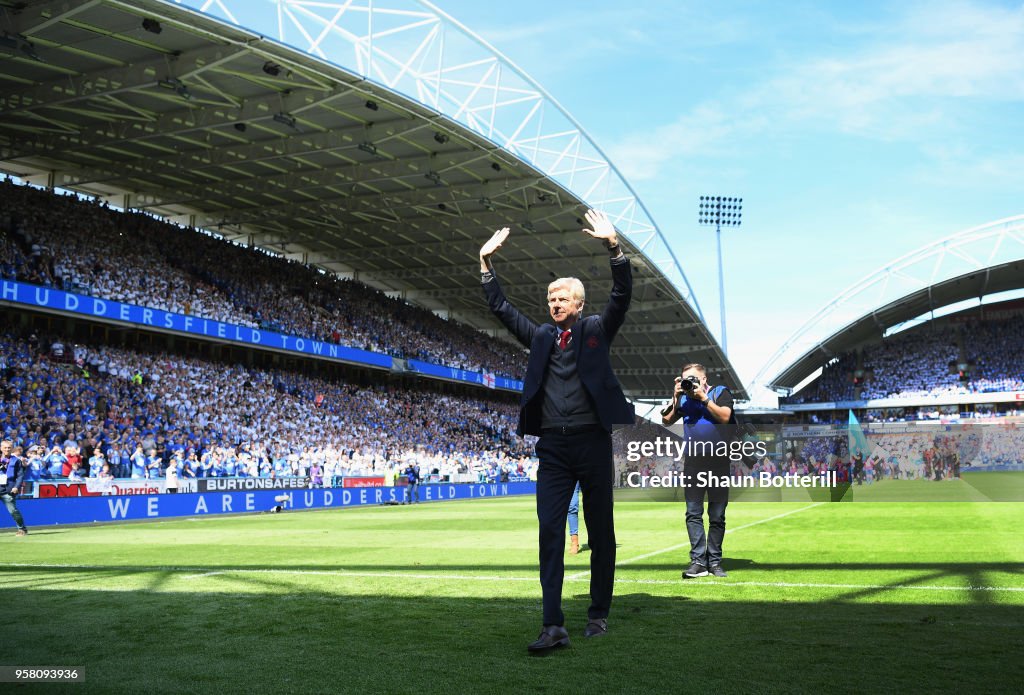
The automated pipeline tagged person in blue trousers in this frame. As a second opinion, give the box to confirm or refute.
[567,482,581,554]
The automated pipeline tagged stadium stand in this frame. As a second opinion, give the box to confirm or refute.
[0,328,535,483]
[1,179,528,379]
[783,310,1024,405]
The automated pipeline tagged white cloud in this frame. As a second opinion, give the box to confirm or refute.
[604,0,1024,180]
[763,31,1024,138]
[605,104,764,182]
[913,145,1024,188]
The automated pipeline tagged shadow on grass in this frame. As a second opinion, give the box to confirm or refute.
[4,586,1022,695]
[3,560,1020,574]
[2,559,1021,609]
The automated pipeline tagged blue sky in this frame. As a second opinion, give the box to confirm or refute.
[178,0,1023,398]
[427,0,1024,394]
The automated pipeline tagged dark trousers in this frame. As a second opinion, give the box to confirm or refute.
[535,430,615,626]
[684,460,729,566]
[405,481,419,503]
[2,492,27,530]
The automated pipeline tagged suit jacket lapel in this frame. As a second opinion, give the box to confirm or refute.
[540,323,558,351]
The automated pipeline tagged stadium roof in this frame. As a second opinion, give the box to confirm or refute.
[758,215,1024,392]
[0,0,743,400]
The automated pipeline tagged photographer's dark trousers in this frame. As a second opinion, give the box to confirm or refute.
[535,429,615,627]
[405,481,419,503]
[684,459,729,567]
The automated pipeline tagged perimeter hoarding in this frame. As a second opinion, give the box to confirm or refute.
[1,482,536,528]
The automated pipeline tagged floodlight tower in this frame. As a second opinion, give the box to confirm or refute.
[698,195,743,356]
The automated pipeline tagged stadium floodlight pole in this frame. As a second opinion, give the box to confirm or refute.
[698,195,743,356]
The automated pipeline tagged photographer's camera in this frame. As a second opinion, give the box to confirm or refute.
[681,375,701,392]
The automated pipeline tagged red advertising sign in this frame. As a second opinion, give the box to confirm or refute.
[34,479,194,497]
[341,476,387,488]
[36,482,103,498]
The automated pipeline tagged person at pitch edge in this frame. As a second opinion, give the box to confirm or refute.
[661,363,735,579]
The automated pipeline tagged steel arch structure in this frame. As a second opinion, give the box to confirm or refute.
[0,0,745,398]
[758,214,1024,392]
[172,0,703,318]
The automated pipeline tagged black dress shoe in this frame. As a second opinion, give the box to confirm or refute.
[527,625,569,652]
[583,618,607,638]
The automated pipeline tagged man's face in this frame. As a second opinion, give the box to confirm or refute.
[0,442,10,457]
[547,284,583,328]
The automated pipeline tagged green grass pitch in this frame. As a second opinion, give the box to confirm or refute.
[2,497,1022,694]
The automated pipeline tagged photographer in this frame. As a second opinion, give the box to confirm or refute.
[403,461,420,504]
[661,363,734,578]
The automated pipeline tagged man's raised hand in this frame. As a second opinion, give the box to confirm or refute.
[480,227,510,272]
[582,209,618,248]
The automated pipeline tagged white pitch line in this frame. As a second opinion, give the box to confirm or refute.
[1,562,1021,593]
[0,563,539,583]
[567,501,825,580]
[601,578,1024,593]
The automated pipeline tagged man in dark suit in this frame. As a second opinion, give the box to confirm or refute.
[479,209,634,652]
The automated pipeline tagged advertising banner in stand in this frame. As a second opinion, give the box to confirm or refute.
[1,481,537,528]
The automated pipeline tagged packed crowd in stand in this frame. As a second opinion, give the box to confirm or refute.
[0,330,536,484]
[0,180,527,378]
[785,316,1024,404]
[961,317,1024,393]
[857,326,961,400]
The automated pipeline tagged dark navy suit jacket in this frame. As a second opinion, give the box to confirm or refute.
[483,258,635,436]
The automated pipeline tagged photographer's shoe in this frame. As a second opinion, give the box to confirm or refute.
[683,562,708,578]
[527,625,569,653]
[709,564,728,578]
[583,618,607,638]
